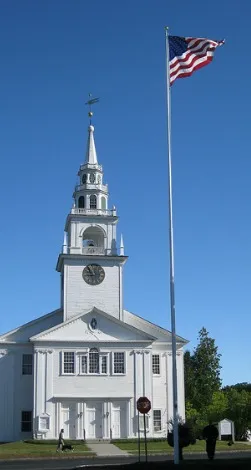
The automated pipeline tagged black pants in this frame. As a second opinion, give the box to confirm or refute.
[206,439,216,460]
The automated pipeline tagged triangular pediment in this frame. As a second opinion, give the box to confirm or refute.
[30,308,157,343]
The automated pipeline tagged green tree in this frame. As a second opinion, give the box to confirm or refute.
[224,388,251,440]
[184,327,222,412]
[206,391,228,423]
[223,382,251,393]
[184,351,196,404]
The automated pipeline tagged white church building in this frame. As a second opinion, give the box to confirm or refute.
[0,119,187,442]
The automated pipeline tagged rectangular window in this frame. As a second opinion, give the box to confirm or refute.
[81,355,87,374]
[101,356,107,374]
[113,352,125,374]
[21,411,32,432]
[153,410,162,432]
[152,354,160,375]
[139,415,149,431]
[22,354,33,375]
[63,352,75,374]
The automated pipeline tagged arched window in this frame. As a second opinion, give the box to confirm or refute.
[78,196,85,208]
[101,197,106,210]
[90,173,95,184]
[90,195,97,209]
[89,348,99,374]
[82,173,87,184]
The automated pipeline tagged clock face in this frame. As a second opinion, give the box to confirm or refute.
[82,173,87,184]
[82,264,105,285]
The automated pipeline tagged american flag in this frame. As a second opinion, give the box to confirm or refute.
[169,36,224,86]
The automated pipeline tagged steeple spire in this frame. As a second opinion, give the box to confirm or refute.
[85,125,98,164]
[84,94,100,165]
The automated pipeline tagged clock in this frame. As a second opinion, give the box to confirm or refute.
[82,173,87,184]
[82,264,105,285]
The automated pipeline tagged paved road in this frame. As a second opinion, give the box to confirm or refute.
[0,452,251,470]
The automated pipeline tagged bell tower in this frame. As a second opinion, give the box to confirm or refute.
[56,102,127,322]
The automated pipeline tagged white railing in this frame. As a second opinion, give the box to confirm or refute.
[74,183,108,192]
[82,247,105,255]
[71,208,116,216]
[79,163,103,171]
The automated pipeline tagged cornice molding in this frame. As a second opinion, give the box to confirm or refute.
[34,349,53,354]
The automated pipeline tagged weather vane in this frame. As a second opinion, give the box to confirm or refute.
[85,93,100,124]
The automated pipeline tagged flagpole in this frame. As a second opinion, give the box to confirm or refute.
[165,26,179,465]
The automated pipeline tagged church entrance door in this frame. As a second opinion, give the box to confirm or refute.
[86,401,103,439]
[61,402,76,439]
[111,401,127,438]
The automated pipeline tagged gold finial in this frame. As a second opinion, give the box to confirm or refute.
[85,93,100,124]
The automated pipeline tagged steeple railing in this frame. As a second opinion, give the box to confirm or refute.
[82,247,105,255]
[71,208,116,216]
[80,163,103,171]
[74,183,108,192]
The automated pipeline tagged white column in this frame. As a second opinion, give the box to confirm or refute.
[45,351,53,413]
[76,402,83,439]
[164,352,169,433]
[33,350,39,425]
[133,350,143,436]
[127,400,131,437]
[35,350,46,415]
[55,402,61,438]
[167,352,173,422]
[83,402,87,440]
[143,351,151,399]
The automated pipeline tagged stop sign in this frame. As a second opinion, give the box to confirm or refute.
[137,396,151,414]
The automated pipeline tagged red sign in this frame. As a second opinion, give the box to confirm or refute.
[137,396,151,414]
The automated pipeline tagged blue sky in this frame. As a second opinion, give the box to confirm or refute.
[0,0,250,386]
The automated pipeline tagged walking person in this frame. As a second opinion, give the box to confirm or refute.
[56,428,64,452]
[202,422,219,460]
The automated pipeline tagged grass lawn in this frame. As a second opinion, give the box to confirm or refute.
[112,439,250,454]
[0,441,94,459]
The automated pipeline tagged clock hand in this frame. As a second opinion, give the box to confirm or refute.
[88,266,95,276]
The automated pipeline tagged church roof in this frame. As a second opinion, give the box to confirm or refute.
[0,308,63,343]
[124,309,188,345]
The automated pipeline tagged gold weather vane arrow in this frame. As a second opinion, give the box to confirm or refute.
[85,93,100,124]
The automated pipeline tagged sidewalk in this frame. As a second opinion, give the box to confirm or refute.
[86,442,129,457]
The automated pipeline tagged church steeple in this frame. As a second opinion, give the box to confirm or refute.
[73,122,109,212]
[56,105,128,322]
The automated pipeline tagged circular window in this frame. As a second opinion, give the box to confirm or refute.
[90,318,97,330]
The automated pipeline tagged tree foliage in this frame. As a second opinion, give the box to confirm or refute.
[223,383,251,393]
[184,327,251,440]
[185,327,222,411]
[224,388,251,440]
